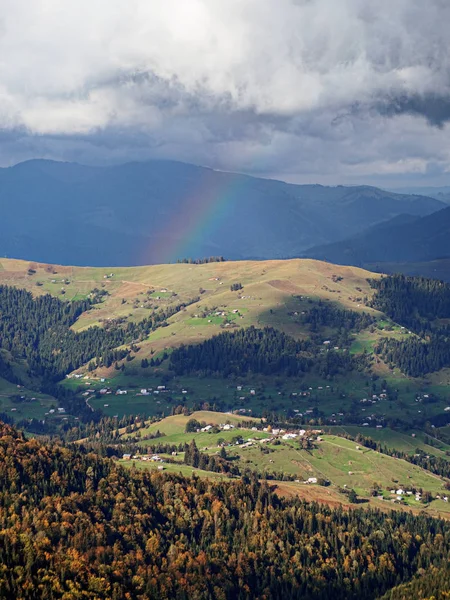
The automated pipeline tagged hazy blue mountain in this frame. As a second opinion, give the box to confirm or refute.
[0,159,444,266]
[305,207,450,277]
[389,186,450,204]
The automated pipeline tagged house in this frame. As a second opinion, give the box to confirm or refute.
[306,477,318,484]
[396,489,404,496]
[116,390,127,395]
[201,425,213,432]
[140,389,149,395]
[122,454,131,460]
[57,408,65,413]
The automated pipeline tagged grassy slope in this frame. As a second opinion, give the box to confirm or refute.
[0,256,405,370]
[120,411,450,517]
[0,257,448,424]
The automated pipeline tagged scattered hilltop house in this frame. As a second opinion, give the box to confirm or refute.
[116,390,127,395]
[282,433,298,440]
[157,385,166,390]
[306,477,318,484]
[140,389,149,395]
[396,489,405,496]
[57,408,65,413]
[222,424,235,431]
[122,454,131,460]
[201,425,213,432]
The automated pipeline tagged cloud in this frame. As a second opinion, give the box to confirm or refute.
[0,0,450,184]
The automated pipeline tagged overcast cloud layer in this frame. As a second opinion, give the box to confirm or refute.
[1,0,450,185]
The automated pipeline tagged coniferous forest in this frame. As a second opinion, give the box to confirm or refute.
[1,421,450,600]
[169,326,366,378]
[369,275,450,376]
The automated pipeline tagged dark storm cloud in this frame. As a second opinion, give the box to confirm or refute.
[378,94,450,127]
[0,0,449,185]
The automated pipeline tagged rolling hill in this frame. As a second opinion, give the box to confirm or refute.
[304,206,450,279]
[3,256,450,432]
[0,159,444,266]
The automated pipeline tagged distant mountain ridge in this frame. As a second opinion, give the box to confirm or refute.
[304,206,450,279]
[0,159,444,266]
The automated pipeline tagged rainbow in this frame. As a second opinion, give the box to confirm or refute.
[142,170,244,265]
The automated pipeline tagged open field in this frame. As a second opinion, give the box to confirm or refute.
[0,377,58,421]
[116,410,450,516]
[330,425,450,457]
[61,366,450,429]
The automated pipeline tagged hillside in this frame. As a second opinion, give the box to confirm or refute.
[3,257,450,431]
[3,420,450,599]
[0,159,443,266]
[305,206,450,279]
[116,411,450,519]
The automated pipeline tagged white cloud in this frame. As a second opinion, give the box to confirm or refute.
[0,0,450,183]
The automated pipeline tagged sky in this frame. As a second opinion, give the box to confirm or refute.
[1,0,450,187]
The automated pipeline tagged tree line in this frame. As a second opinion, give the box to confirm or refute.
[170,325,367,378]
[368,275,450,376]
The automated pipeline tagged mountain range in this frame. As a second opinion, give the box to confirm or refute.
[305,206,450,280]
[0,159,444,266]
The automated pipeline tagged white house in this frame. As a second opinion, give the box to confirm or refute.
[306,477,318,484]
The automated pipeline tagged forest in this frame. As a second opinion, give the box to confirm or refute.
[169,326,366,378]
[1,420,450,599]
[369,275,450,376]
[0,285,197,383]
